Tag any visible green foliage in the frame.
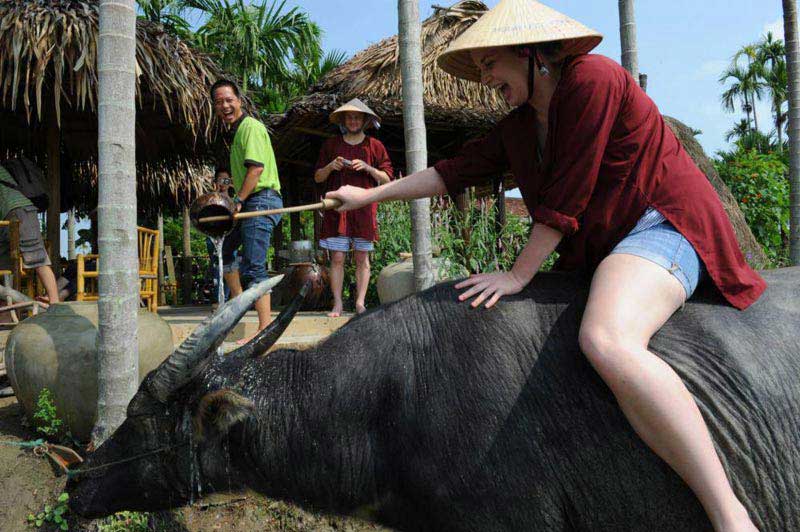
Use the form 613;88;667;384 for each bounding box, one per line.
27;492;69;531
714;149;789;265
434;199;532;278
32;388;62;439
342;199;540;307
97;511;151;532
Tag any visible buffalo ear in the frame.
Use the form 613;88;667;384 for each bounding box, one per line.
193;389;254;441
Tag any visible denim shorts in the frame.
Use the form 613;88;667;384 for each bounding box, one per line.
319;236;374;252
610;209;704;298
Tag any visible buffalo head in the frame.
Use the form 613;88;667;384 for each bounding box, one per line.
68;276;309;517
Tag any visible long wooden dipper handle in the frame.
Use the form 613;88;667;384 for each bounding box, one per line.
196;198;343;224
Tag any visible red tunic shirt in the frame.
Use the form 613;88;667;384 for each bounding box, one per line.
434;54;765;310
316;135;394;241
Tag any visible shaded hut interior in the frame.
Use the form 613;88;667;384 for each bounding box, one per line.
0;0;240;271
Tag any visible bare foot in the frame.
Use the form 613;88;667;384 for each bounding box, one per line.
235;327;269;346
355;303;367;315
327;302;343;318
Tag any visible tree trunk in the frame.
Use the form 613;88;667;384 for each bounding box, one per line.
398;0;434;291
784;0;800;264
93;0;139;446
618;0;639;83
67;208;76;260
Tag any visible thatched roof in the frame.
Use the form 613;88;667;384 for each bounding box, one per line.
271;0;510;202
0;0;240;211
311;0;507;120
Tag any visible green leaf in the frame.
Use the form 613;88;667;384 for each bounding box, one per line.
58;493;69;503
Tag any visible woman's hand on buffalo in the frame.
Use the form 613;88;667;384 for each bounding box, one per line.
455;271;527;309
326;185;371;212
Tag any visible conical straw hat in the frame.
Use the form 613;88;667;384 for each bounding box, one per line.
329;98;381;129
437;0;603;82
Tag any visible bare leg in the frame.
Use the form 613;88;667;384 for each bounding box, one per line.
578;254;757;532
36;266;59;304
328;251;345;317
353;250;370;314
224;270;243;298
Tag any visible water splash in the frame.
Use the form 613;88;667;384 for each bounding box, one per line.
183;410;202;504
210;236;226;357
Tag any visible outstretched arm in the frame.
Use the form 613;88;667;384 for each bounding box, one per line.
325;166;447;211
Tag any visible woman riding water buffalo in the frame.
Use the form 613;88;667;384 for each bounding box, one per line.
327;1;763;530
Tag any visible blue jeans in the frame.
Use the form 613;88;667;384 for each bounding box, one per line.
239;188;282;289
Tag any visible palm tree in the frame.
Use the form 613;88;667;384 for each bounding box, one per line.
183;0;321;95
757;33;789;150
136;0;192;38
732;44;763;131
94;0;140;445
725;119;752;143
720;64;764;132
398;0;434;291
783;0;800;264
618;0;638;82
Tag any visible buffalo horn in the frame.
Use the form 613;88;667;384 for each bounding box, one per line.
226;280;311;360
147;276;283;402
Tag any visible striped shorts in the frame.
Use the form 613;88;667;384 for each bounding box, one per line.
319;236;374;252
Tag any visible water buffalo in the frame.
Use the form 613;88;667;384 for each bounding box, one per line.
68;268;800;531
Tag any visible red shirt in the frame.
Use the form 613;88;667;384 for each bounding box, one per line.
434;54;765;310
316;136;393;241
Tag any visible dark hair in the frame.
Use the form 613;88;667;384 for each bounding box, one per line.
516;41;564;62
210;79;240;100
214;167;231;178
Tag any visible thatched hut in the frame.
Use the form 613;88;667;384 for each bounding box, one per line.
0;0;238;267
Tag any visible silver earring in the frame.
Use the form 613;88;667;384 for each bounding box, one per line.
539;64;550;76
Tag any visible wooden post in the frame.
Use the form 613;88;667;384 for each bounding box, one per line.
157;211;166;306
67;208;76;260
182;206;192;304
47;120;61;275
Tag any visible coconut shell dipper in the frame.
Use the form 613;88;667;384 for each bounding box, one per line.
190;193;342;237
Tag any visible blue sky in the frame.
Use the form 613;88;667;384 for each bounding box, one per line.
285;0;786;157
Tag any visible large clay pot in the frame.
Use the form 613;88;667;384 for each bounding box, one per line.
283;262;332;311
377;254;464;305
4;303;174;442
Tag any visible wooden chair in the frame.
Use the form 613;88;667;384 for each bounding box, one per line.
76;226;160;313
138;227;159;312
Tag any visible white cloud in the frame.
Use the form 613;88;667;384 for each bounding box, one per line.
762;18;784;41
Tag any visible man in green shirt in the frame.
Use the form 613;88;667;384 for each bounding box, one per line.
211;80;283;340
0;162;59;303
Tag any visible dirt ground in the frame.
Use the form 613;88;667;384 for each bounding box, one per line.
0;395;391;532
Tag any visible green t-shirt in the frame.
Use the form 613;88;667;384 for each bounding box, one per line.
230;116;280;194
0;165;32;219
